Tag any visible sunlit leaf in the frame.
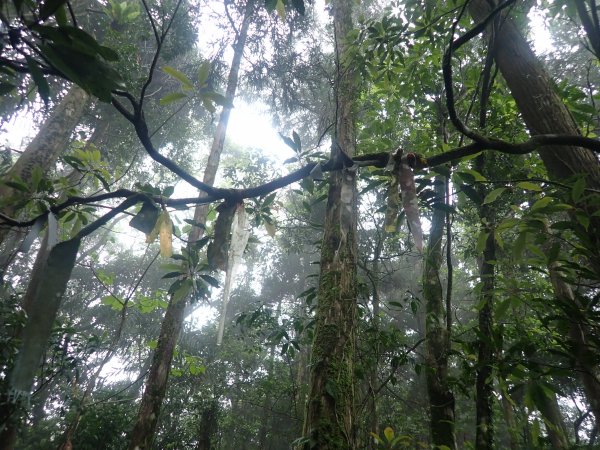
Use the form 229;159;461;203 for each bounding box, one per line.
162;65;194;90
275;0;285;19
160;92;187;105
159;210;173;258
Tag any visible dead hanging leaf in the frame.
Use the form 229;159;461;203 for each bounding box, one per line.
145;211;163;244
159;211;173;258
399;154;423;252
384;176;400;233
130;201;160;234
264;220;276;237
207;201;238;271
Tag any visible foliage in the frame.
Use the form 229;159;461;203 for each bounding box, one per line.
1;0;600;449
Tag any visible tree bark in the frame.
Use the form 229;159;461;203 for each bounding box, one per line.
0;85;90;277
0;238;81;450
547;253;600;426
574;0;600;59
468;0;600;190
469;0;600;425
468;0;600;273
535;388;569;449
423;178;456;449
475;156;497;450
302;1;359;448
127;3;254;448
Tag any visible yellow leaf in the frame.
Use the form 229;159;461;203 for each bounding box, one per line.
145;212;162;243
159;211;173;258
383;426;394;441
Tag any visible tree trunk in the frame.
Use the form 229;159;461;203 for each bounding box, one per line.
127;3;254;448
365;235;383;449
423;178;456;449
468;0;600;424
0;237;81;450
500;392;520;450
0;85;90;278
475;156;497;450
547;252;600;425
302;1;359;449
468;0;600;273
535;388;569;449
195;398;219;450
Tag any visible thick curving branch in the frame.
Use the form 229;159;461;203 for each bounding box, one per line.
441;0;600;155
2;134;598;233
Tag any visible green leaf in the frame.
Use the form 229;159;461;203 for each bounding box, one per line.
162;185;175;197
495;298;511;319
482;187;506;205
516;181;542;191
171;278;193;302
0;82;16;95
162;271;183;279
458;168;487;182
531;196;553;211
54;3;67;26
39;0;68;21
369;432;384;445
199;274;219;288
26;57;50;105
291;0;305;14
4;179;30;192
275;0;285;19
197;61;211;86
101;295;124;311
292;130;302;153
162;66;194;90
264;0;277;12
571;177;586;202
575;210;590;230
476;230;489;253
513;232;527;261
159;92;187;105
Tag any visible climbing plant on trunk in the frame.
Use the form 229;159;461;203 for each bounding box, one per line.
302;1;359;448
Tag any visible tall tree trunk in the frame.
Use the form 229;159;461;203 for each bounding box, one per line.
475;156;497;450
547;250;600;425
473;38;499;447
365;235;383;449
468;0;600;272
423;178;456;449
127;3;254;448
0;85;90;278
468;0;600;424
195;398;219;450
500;392;520;450
302;1;358;449
535;388;569;449
0;237;81;450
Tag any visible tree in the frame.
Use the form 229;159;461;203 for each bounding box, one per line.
302;1;359;448
127;1;256;448
2;0;600;448
467;0;600;424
